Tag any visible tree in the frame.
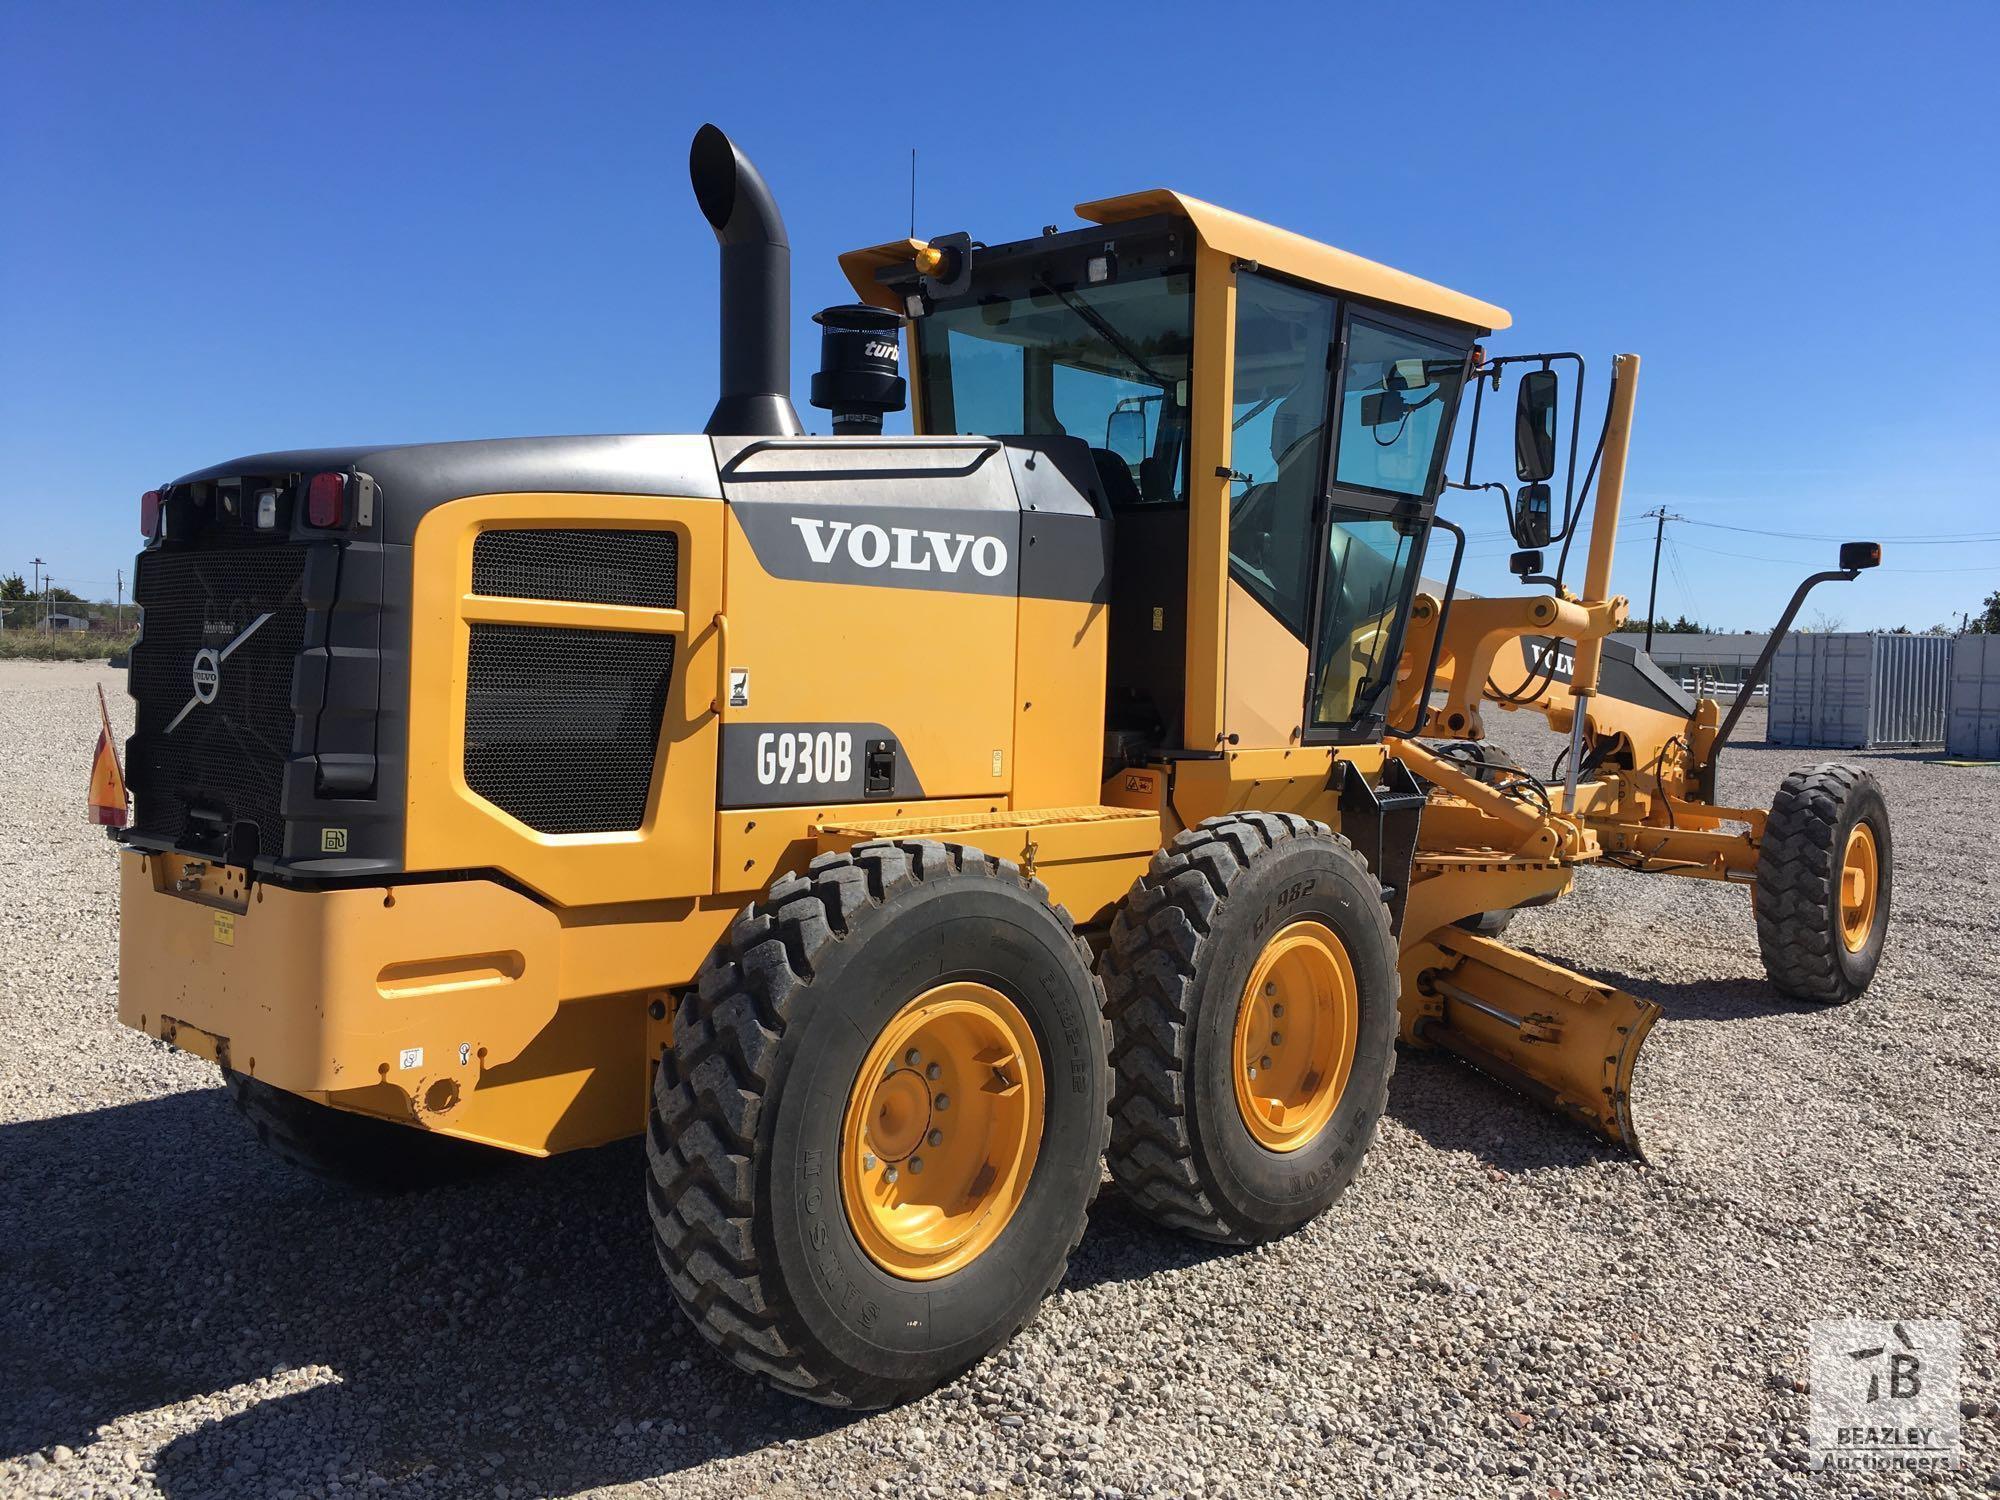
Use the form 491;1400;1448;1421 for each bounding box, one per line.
0;574;25;602
1972;590;2000;634
1626;614;1705;636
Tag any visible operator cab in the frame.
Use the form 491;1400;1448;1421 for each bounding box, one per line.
842;194;1508;761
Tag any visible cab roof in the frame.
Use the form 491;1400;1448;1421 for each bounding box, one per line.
840;187;1510;334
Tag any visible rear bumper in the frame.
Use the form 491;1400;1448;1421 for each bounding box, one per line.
117;852;650;1155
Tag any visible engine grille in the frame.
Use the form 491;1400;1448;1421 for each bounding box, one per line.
472;529;680;610
127;545;311;858
463;624;675;834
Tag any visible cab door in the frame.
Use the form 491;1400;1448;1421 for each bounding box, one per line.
1301;309;1474;744
1219;275;1475;750
1221;273;1338;748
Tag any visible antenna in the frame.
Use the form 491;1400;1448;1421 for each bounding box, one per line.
909;147;917;239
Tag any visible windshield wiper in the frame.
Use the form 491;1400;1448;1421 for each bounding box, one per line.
1033;279;1175;389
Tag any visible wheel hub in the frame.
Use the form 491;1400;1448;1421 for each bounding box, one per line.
1231;920;1358;1153
1839;821;1879;952
841;982;1044;1280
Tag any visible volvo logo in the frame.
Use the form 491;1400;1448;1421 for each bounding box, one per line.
165;611;273;734
789;516;1008;577
191;648;222;703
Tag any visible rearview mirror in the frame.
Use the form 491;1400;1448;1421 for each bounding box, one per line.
1515;369;1559;482
1514;482;1552;548
1361;389;1408;429
1106;407;1147;466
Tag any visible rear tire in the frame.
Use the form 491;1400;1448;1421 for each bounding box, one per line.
645;840;1111;1409
226;1071;505;1192
1754;763;1891;1003
1100;813;1398;1245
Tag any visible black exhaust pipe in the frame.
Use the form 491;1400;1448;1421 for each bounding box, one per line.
689;124;803;438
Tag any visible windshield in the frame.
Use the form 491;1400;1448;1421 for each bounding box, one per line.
914;270;1194;506
1334;318;1468;498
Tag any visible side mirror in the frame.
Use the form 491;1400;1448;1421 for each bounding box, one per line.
1514;482;1552;548
1106;406;1147;466
1515;368;1559;482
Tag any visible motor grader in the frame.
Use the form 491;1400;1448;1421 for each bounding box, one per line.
101;125;1892;1408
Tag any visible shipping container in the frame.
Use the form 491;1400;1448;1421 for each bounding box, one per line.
1767;633;1951;748
1947;633;2000;759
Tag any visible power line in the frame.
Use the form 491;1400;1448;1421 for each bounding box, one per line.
1680;518;2000;545
1672;537;2000;574
1664;533;1704;627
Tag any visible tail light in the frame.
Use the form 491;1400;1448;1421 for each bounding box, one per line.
140;489;161;537
306;472;346;528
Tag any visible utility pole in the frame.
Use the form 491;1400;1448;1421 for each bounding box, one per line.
30;556;45;629
1640;508;1684;651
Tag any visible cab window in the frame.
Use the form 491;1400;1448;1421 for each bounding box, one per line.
916;270;1194;507
1333;317;1468;497
1309;509;1422;728
1225;274;1338;637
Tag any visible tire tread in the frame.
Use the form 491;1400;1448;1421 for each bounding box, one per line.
1099;813;1396;1244
644;839;1111;1407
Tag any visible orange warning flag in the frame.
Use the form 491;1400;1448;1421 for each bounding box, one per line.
88;683;128;827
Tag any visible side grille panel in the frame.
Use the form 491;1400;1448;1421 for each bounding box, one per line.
128;546;312;858
472;529;680;610
463;625;675;834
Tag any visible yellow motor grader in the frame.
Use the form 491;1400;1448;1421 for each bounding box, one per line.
102;125;1891;1407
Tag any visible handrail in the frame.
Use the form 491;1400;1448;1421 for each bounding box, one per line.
710;611;731;717
718;435;1003;477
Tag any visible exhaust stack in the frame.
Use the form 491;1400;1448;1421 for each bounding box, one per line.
689;124;803;438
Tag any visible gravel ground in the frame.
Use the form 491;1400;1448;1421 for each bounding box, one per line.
2;659;1994;1499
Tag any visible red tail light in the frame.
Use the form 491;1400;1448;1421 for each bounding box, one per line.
306;472;346;528
140;489;161;537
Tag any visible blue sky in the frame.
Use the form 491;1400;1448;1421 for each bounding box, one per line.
4;2;1995;630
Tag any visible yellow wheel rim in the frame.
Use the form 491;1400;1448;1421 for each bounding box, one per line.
1839;822;1879;952
840;982;1044;1281
1232;920;1358;1153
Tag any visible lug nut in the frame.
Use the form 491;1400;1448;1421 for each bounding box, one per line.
928;1129;943;1147
1271;1031;1283;1046
1261;1055;1272;1070
884;1165;899;1184
1271;1002;1284;1018
862;1154;877;1170
1247;1066;1258;1080
909;1156;924;1174
926;1062;941;1080
1264;982;1277;996
934;1093;950;1111
905;1048;921;1066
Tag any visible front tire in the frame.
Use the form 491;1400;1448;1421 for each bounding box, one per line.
646;840;1110;1408
1100;813;1398;1245
1755;763;1892;1003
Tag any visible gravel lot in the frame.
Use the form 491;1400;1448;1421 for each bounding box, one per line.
2;659;1994;1498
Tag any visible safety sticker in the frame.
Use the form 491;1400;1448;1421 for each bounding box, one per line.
212;912;235;947
399;1047;424;1070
